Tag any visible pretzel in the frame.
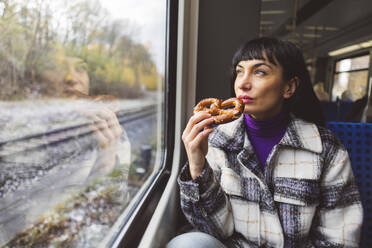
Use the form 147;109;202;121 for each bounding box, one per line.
193;97;244;124
65;88;119;112
64;88;114;101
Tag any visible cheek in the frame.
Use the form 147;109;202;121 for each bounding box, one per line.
77;72;89;88
256;82;284;102
82;73;89;85
233;80;239;95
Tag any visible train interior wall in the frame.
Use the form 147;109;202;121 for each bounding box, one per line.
139;0;372;247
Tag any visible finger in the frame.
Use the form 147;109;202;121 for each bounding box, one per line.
109;123;123;138
89;124;109;147
98;121;116;142
183;112;211;138
188;128;214;151
78;105;122;142
93;108;122;138
92;117;116;143
184;117;214;143
103;114;122;137
184;117;214;145
204;124;214;131
96;107;117;125
105;114;123;138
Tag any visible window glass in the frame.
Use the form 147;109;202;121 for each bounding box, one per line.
332;70;369;101
335;54;369;72
332;54;370;101
0;0;166;247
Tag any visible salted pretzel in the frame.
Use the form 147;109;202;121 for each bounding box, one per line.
193;97;244;124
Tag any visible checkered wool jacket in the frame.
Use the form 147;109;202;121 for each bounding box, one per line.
178;115;363;248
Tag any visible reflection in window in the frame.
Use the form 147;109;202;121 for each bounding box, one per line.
0;0;166;246
332;55;370;101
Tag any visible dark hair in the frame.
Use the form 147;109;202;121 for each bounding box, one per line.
231;37;325;126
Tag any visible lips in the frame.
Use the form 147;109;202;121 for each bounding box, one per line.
238;95;254;103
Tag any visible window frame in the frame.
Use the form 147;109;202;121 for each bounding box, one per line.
107;0;178;247
334;53;370;73
330;50;372;101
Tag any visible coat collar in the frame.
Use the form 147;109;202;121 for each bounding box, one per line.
208;114;323;154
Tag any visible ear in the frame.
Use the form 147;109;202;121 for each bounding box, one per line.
283;76;298;99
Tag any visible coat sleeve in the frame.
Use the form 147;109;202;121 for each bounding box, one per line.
177;148;234;240
311;141;363;247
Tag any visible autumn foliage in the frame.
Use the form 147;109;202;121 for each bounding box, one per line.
0;0;161;100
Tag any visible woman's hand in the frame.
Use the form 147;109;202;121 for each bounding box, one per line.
80;104;124;179
182;112;214;179
86;106;123;148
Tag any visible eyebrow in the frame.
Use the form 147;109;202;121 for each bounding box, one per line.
236;62;273;70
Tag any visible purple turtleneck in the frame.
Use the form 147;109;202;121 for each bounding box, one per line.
244;110;289;169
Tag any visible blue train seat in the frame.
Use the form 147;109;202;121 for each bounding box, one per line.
326;122;372;248
321;101;354;122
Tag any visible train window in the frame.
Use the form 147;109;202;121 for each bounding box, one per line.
332;54;370;101
0;0;167;247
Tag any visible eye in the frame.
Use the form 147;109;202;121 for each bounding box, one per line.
236;68;243;75
255;69;266;76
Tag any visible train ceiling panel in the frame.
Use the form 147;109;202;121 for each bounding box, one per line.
259;0;372;55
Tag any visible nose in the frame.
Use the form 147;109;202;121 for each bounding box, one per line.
65;74;76;85
235;72;252;91
64;74;81;97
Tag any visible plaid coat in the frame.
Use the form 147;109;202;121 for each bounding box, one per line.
178;115;363;248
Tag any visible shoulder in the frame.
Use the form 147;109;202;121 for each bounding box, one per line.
284;115;346;158
314;124;348;168
289;117;349;173
316;124;344;149
291;115;344;150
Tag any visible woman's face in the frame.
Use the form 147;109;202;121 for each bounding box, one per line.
63;57;90;96
234;56;295;119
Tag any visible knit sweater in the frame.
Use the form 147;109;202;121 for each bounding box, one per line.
244;110;289;168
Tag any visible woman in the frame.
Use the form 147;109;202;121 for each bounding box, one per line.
167;37;363;248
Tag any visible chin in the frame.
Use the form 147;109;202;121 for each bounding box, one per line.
243;105;257;114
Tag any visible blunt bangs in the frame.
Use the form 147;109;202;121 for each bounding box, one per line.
231;37;305;82
232;40;278;68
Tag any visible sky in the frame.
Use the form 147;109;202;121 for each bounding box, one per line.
101;0;167;74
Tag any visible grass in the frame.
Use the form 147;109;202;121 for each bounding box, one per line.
5;164;130;248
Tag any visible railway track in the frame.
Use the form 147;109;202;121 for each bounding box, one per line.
0;104;157;197
0;104;157;158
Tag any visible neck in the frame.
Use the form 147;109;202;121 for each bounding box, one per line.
244;109;289;137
